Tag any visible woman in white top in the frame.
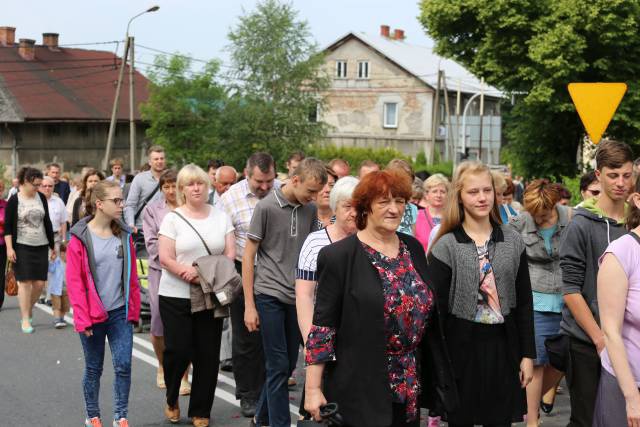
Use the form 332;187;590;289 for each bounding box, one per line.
158;164;235;427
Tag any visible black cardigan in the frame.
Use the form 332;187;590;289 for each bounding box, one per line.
426;225;536;376
313;233;458;427
4;192;55;250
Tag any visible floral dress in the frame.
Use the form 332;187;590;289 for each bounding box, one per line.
306;240;434;421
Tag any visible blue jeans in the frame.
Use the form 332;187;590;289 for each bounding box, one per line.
254;294;300;427
79;306;133;420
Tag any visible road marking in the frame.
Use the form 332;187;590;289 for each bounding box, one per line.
34;303;301;420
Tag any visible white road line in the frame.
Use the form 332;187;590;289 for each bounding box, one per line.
34;303;301;420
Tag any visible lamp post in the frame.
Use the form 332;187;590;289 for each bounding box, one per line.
127;5;159;173
454;91;481;167
103;6;159;174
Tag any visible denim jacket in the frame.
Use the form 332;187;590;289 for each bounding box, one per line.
507;204;571;294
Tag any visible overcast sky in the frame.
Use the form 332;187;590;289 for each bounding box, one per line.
3;0;433;75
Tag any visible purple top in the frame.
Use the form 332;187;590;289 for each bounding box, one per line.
0;199;7;245
142;198;172;270
306;241;433;422
600;233;640;386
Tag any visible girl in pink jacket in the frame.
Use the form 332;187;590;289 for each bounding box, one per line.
66;180;140;427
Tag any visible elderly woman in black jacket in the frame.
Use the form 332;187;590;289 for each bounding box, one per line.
304;170;457;427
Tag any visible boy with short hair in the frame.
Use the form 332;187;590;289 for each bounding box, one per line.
560;140;634;427
50;242;69;328
242;157;327;427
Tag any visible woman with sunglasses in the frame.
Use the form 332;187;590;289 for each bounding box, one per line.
67;180;140;427
427;161;535;427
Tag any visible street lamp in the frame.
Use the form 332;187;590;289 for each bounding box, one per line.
103;5;160;173
455;92;481;167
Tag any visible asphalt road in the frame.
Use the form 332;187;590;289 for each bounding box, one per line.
0;296;571;426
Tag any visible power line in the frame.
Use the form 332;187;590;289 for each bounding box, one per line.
1;67;117;90
0;62;121;74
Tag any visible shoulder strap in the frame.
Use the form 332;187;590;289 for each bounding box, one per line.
629;231;640;246
171;210;212;255
134;184;160;222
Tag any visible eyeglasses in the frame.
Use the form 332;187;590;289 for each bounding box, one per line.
101;198;124;206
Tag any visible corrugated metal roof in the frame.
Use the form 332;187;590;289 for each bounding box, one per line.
326;32;503;97
0;44;149;121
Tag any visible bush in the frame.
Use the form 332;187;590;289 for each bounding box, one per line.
304;145;454;177
304;145;410;173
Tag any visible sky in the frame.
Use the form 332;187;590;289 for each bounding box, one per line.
3;0;434;75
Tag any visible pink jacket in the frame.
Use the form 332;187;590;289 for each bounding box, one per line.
66;220;141;333
415;208;437;252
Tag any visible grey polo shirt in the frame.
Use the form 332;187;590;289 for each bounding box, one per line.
247;186;317;305
124;170;162;229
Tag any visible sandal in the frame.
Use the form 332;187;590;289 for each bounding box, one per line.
179;379;191;396
156;371;166;389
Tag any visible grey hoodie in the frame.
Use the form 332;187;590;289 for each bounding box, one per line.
559;204;626;343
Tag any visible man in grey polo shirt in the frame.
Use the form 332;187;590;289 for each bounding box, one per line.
242;158;327;427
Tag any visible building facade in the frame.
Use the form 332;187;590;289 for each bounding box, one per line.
321;26;503;163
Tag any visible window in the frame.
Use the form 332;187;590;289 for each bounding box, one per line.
357;61;369;79
308;103;320;123
336;60;347;78
383;102;398;128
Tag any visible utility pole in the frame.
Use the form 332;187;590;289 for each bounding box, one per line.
454;79;461;167
428;70;442;165
441;71;454;164
103;38;130;173
478;77;485;162
128;36;136;173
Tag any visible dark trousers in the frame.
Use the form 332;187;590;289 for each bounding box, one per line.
160;296;223;418
254;294;301;427
566;337;601;427
0;245;7;308
231;260;265;400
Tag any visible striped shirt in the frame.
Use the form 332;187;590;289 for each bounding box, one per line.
296;228;332;281
217;178;280;261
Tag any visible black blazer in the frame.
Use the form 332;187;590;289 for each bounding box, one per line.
313;232;458;427
4;192;55;250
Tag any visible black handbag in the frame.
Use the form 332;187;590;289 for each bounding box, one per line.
297;403;344;426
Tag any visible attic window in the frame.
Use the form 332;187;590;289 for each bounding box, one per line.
336;60;347;78
357;61;369;79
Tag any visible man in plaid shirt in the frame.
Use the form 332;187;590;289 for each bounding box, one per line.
217;152;279;418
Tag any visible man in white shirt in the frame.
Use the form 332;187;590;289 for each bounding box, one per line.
208;166;237;205
40;176;67;305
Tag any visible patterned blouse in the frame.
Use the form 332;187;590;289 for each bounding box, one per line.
306;240;434;421
474;242;504;324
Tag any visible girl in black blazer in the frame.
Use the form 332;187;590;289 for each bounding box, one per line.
4;167;55;333
304;170;457;427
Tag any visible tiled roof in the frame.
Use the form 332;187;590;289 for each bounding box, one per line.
325;32;503;97
0;44;149;122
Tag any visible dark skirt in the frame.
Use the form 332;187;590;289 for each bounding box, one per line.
446;323;526;425
14;243;49;281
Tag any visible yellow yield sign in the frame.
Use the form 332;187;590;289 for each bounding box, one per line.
568;83;627;145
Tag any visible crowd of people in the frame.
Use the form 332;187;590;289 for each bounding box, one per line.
1;141;639;427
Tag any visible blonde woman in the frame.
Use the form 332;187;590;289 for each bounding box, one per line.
427;161;535;426
158;164;235;426
415;173;450;252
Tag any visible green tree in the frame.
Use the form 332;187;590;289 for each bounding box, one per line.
222;0;330;168
140;55;227;166
419;0;640;177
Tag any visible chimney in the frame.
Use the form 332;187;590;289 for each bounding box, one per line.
18;38;35;61
0;26;16;46
380;25;390;38
42;33;59;50
393;29;405;40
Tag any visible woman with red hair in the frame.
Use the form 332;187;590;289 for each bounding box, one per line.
304;170;457;427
